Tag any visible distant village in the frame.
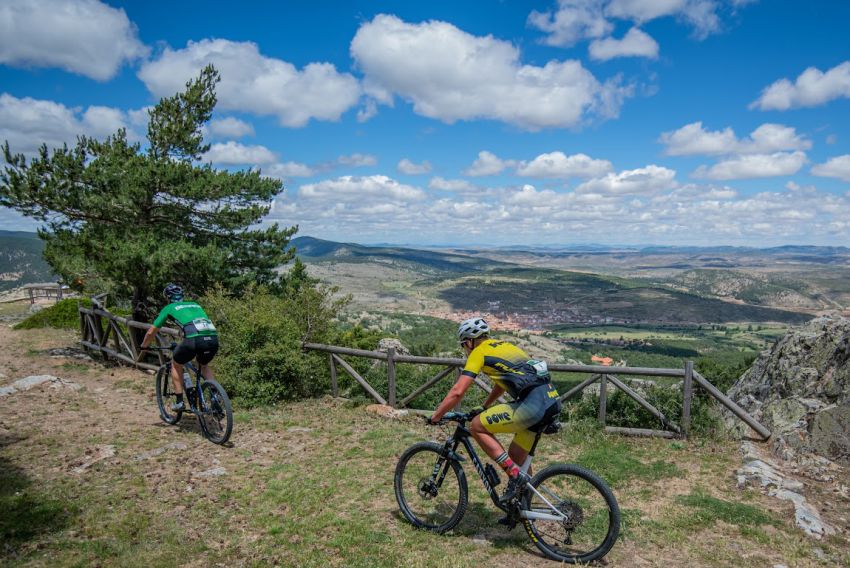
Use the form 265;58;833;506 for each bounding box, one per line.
424;299;632;335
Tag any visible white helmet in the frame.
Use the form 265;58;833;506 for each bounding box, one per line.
458;317;490;341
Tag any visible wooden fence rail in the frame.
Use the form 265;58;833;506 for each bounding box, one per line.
74;306;772;441
78;305;180;372
303;342;771;441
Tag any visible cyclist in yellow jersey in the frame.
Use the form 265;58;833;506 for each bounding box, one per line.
429;317;561;506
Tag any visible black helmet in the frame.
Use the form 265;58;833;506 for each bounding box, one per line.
163;283;184;302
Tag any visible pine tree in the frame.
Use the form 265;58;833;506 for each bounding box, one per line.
1;65;296;322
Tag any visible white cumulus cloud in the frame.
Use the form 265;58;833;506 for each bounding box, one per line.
750;61;850;111
589;27;659;60
0;93;139;156
811;155;850;182
138;39;361;127
516;151;614;179
0;0;148;81
397;158;432;175
530;0;730;49
299;175;425;202
528;1;613;47
203;141;277;165
350;14;630;130
660;122;811;156
208;117;254;139
463;151;516;177
263;162;315;179
692;151;807;180
428;177;477;192
576;165;677;195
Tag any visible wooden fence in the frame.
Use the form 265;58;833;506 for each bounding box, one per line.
303;342;771;441
75;304;771;441
78;302;180;372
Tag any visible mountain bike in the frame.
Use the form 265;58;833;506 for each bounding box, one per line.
148;344;233;445
394;411;620;564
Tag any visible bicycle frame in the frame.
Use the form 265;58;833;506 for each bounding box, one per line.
440;420;569;522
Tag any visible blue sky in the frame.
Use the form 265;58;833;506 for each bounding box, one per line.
1;0;850;247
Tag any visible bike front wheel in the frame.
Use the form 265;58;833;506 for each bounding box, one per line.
394;442;468;533
155;364;182;425
522;463;620;564
197;379;233;444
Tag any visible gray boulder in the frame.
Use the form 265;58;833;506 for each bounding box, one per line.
727;316;850;465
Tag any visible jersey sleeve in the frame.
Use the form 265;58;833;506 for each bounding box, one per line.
461;346;485;378
152;305;172;328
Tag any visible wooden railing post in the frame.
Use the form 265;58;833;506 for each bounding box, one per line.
682;360;694;439
598;374;607;426
329;353;338;397
387;347;397;408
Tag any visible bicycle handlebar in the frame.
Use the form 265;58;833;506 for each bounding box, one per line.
429;411;473;425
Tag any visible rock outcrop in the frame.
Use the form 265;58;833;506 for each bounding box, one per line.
728;316;850;465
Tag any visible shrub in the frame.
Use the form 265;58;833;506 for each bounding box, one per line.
14;298;99;329
564;383;722;437
201;284;349;407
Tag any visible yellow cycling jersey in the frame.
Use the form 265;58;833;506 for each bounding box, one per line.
461;339;547;399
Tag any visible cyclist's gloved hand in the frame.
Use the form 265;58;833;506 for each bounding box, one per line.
425;415;440;426
469;405;485;417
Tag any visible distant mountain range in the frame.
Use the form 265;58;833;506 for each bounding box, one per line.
0;230;54;292
292;236;837;326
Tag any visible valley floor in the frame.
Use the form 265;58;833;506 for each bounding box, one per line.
0;325;847;567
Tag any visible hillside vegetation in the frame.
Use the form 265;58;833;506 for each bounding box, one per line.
0;231;54;292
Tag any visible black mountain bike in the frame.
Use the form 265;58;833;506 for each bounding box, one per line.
394;411;620;564
149;344;233;445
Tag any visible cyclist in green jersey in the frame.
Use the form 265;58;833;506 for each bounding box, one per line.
138;284;219;411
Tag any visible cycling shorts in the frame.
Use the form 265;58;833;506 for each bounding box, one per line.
173;335;219;365
477;383;562;452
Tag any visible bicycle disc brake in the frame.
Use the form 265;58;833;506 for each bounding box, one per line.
417;478;438;500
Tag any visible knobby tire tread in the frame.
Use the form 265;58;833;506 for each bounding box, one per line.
394;441;468;534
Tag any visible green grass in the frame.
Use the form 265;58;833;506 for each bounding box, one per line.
2;393;846;567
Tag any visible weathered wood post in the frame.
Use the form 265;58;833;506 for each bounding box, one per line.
598;374;608;426
387;347;397;408
682;360;694;439
329;353;338;397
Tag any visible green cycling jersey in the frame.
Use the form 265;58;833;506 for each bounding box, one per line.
152;301;217;338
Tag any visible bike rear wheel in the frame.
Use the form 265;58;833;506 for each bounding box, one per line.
155;363;182;424
197;378;233;444
394;442;468;533
521;463;620;564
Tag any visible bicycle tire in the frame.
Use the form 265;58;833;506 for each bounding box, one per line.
197;378;233;444
394;442;468;533
155;363;182;425
521;463;620;564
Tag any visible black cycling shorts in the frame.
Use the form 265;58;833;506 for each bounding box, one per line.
173;335;219;365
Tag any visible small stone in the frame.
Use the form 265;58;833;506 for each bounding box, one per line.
195;466;227;478
287;427;313;433
365;404;409;419
134;442;189;461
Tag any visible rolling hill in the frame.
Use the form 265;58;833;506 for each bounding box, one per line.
0;230;54;292
294;237;816;326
